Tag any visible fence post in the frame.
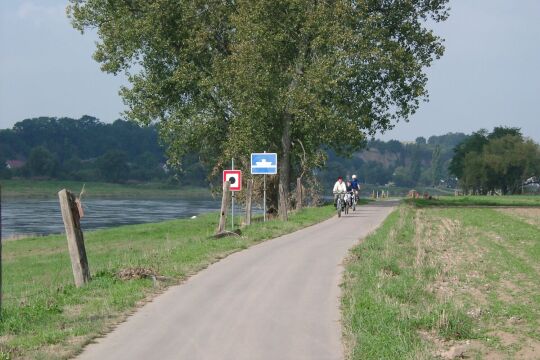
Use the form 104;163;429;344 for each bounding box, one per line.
296;177;303;211
217;181;231;234
58;189;90;287
244;179;253;226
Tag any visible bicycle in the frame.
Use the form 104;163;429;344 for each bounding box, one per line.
334;192;346;218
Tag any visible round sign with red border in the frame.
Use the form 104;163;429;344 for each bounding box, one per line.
223;170;242;191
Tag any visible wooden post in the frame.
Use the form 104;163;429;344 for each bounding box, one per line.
217;181;231;234
296;177;303;211
58;189;90;287
244;179;254;226
279;183;288;221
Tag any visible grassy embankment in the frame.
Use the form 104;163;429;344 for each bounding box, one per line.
0;205;336;360
342;196;540;359
0;179;208;199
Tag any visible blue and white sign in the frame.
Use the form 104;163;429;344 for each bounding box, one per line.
251;153;278;174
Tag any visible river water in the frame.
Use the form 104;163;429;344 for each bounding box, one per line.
1;197;238;239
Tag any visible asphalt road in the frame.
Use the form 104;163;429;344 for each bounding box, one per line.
77;201;396;360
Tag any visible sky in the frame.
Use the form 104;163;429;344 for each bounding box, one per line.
1;1;539;142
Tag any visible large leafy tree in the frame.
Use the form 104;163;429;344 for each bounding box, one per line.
69;0;449;215
449;129;489;179
450;127;540;194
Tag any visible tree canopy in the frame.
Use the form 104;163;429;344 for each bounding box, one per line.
449;127;540;194
68;0;449;213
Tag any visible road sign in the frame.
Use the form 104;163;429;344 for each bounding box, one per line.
250;153;278;174
223;170;242;191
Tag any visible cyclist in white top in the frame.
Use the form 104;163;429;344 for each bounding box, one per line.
333;176;347;207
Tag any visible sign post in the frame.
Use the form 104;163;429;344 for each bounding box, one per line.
231;159;234;230
251;152;278;222
223;168;242;230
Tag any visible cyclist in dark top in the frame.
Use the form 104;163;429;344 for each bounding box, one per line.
346;180;353;193
351;175;360;200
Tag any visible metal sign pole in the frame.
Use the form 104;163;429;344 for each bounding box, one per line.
231;158;234;230
263;151;267;222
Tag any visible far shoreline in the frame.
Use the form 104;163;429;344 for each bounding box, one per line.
0;179;212;199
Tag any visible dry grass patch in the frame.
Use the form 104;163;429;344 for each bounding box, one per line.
497;208;540;227
342;205;539;359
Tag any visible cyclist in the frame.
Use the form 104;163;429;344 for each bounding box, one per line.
351;174;360;200
333;176;347;208
346;180;353;193
345;180;354;207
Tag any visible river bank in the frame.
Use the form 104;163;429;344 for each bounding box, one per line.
0;179;209;199
2;197;226;239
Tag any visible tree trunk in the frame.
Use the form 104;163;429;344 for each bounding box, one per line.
244;179;253;226
296;177;303;211
279;112;292;220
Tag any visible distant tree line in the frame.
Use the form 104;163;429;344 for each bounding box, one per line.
449;127;540;195
317;133;468;189
2;116;468;189
3;118;537;194
0;116;205;184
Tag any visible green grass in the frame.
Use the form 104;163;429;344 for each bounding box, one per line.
0;206;336;359
406;194;540;207
342;205;540;359
0;179;208;199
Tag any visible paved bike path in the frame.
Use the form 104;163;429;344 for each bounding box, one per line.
77;201;396;360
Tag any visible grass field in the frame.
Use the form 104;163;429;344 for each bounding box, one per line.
342;204;540;359
0;180;208;199
0;206;335;360
407;195;540;207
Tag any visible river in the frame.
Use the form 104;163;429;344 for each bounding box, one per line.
1;197;246;239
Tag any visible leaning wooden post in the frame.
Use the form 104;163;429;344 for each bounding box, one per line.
296;177;303;211
244;179;254;226
216;181;231;234
58;189;90;287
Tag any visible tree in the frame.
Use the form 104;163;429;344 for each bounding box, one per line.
392;166;413;187
415;137;427;145
451;129;540;194
26;146;57;177
97;150;130;183
431;144;443;186
488;126;522;140
449;130;488;179
480;135;540;194
68;0;449;215
427;132;468;147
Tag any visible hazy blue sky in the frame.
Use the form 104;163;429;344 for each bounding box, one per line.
1;1;539;141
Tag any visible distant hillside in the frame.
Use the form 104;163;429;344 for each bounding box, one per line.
319;133;469;189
